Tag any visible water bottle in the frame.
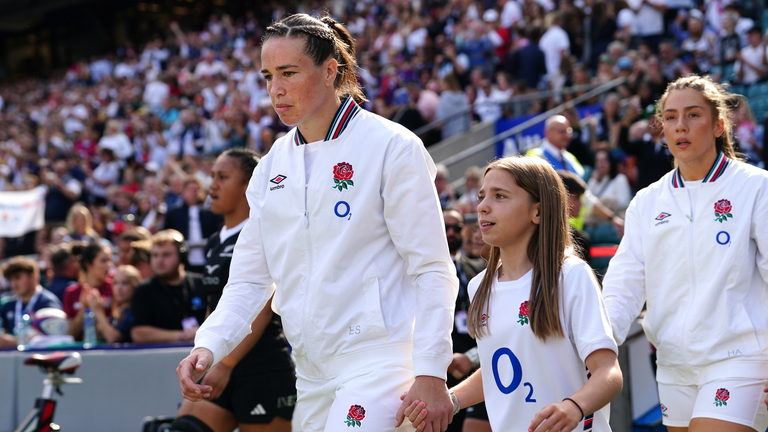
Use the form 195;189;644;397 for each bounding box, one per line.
16;313;32;351
83;308;97;349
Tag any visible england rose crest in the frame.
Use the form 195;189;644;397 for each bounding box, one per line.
333;162;355;192
344;404;366;427
517;301;530;326
713;388;729;407
714;199;733;223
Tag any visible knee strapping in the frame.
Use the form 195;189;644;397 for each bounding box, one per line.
168;415;215;432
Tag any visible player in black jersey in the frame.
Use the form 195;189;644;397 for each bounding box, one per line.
172;148;295;432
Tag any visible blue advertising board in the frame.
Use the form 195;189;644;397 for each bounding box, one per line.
495;104;603;158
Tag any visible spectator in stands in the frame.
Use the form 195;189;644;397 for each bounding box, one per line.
89;265;139;344
474;77;506;124
527;115;585;177
455;166;482;214
48;244;81;301
436;73;471;140
85;147;120;206
442;209;489;432
539;12;570;92
618;101;674;190
658;41;685;82
0;256;62;348
631;0;666;52
42;157;82;223
458;19;496;79
587;150;633;220
558;170;591;264
97;120;133;161
719;13;740;82
615;0;639;49
63;242;114;340
435;163;456;210
680;9;718;75
588;1;618;70
735;26;768;85
64;203;100;243
134;192;163;233
130;229;207;344
505;26;547;91
116;227;151;266
128;239;153;281
162;176;222;274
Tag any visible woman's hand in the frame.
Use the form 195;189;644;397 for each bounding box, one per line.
528;400;583;432
201;362;233;400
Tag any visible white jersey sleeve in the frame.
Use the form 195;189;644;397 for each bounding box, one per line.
194;156;276;365
381;135;458;379
602;196;647;345
563;258;619;361
753;183;768;285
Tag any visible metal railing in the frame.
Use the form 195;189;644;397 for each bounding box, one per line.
437;77;626;168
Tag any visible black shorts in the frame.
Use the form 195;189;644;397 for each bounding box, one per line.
464;401;489;421
209;368;297;424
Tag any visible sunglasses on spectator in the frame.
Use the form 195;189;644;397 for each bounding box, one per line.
445;223;464;232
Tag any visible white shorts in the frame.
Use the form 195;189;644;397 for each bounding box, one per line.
294;358;417;432
658;379;768;430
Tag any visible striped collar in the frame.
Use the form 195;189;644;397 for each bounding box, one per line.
671;152;731;189
293;96;361;146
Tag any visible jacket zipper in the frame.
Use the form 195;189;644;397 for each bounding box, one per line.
684;211;696;363
303;178;317;374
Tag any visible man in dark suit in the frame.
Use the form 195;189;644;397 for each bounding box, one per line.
504;26;547;91
162;177;222;274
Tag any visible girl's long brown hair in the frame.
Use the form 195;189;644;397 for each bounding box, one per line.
467;156;573;341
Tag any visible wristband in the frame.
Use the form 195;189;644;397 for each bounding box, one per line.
562;397;585;419
449;389;461;415
464;347;480;369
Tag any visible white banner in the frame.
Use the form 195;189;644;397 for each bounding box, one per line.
0;186;46;237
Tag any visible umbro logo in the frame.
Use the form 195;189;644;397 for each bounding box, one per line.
655;212;671;226
250;404;267;415
270;174;287;191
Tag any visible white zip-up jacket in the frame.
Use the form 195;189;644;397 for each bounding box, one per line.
195;98;458;380
603;153;768;385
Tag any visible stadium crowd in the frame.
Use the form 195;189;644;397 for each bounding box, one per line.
1;0;768;428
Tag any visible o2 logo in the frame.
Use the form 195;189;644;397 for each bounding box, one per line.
334;201;351;220
716;231;730;246
491;347;536;402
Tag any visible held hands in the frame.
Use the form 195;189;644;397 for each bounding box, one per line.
528;400;583;432
176;347;214;402
399;396;429;432
396;376;453;432
201;362;232;400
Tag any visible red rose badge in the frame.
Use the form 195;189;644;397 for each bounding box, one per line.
344;404;366;427
333;162;355;192
517;301;530;326
714;199;733;223
481;313;489;327
713;388;729;407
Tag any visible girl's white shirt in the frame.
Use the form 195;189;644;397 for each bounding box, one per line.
469;256;617;431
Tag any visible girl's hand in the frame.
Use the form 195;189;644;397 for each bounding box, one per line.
528;400;582;432
399;395;428;430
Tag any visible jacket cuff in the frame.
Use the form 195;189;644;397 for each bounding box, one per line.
193;333;228;366
413;355;451;381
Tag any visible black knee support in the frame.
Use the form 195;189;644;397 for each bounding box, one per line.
168;415;215;432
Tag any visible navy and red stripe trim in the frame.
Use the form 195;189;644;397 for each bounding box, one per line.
294;96;361;146
671;152;731;188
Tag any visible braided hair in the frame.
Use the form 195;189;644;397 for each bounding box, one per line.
221;147;260;180
262;14;367;103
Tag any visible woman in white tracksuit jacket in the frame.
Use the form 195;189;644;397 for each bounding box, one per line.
176;14;458;432
603;75;768;431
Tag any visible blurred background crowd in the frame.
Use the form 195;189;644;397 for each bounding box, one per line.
0;0;767;348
